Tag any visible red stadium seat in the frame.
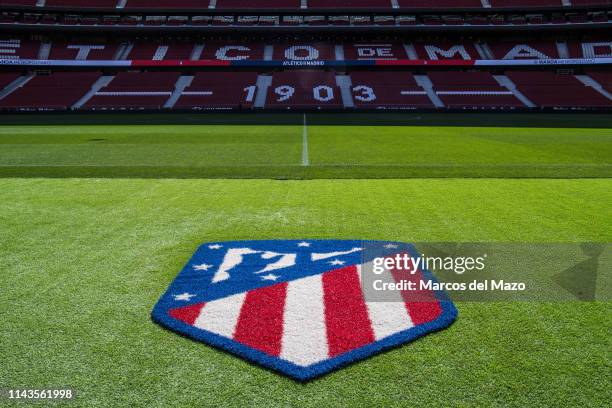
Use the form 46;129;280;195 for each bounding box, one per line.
343;42;407;61
0;72;21;90
489;0;563;7
349;71;433;109
0;38;41;60
488;41;560;59
49;42;119;60
567;40;612;59
413;42;481;60
308;0;392;8
507;71;611;108
216;0;300;9
127;42;195;60
266;71;343;109
586;71;612;93
6;39;612;62
0;0;37;5
126;0;211;8
272;43;336;61
45;0;119;6
428;71;524;108
0;72;100;110
397;0;482;8
174;72;260;109
0;35;610;112
571;0;611;5
84;72;180;110
3;0;608;9
196;42;266;61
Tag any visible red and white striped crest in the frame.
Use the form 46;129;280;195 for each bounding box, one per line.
152;240;457;380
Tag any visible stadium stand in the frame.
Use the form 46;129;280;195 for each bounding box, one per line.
0;0;609;112
0;1;610;28
343;43;408;61
0;39;601;63
0;72;20;89
126;42;195;60
197;42;266;61
125;0;216;9
0;69;600;111
348;71;433;109
0;68;610;110
506;71;611;108
2;39;612;61
0;13;609;27
44;0;119;7
573;0;611;4
265;71;344;109
585;70;611;92
48;42;119;60
0;38;41;59
174;72;260;109
308;0;392;9
397;0;481;8
413;42;481;60
568;40;612;58
0;72;101;110
83;72;181;110
1;0;610;8
487;42;561;60
488;0;562;7
427;71;524;109
0;0;37;5
272;44;336;61
215;0;302;9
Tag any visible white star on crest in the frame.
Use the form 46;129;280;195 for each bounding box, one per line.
384;243;399;249
208;244;222;250
297;241;311;247
193;263;213;271
261;274;280;281
328;259;345;266
174;292;196;301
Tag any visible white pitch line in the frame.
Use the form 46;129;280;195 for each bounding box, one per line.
302;113;309;166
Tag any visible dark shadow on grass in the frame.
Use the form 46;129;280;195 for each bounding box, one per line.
1;111;612;128
0;164;610;179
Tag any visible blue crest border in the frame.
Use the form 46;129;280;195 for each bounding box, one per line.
151;240;458;381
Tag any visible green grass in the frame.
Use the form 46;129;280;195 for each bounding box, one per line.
0;122;610;178
1;178;610;407
0;125;301;166
310;126;612;165
0;118;610;406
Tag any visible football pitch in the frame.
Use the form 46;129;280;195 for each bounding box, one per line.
0;113;611;178
0;114;610;407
